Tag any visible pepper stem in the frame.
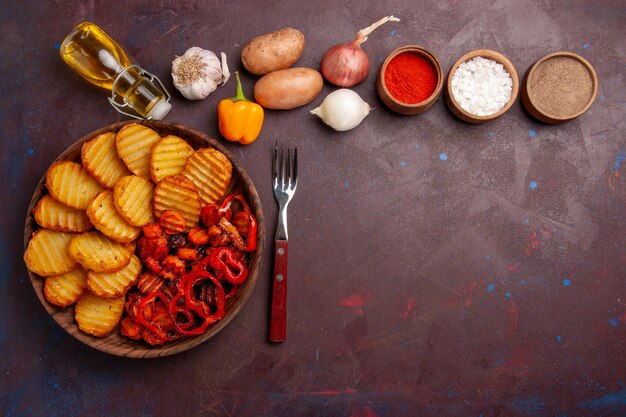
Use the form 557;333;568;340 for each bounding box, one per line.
230;71;249;102
354;15;400;46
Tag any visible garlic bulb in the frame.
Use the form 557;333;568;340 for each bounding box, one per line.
311;89;371;131
171;47;230;100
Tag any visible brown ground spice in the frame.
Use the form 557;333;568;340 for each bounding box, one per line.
529;56;593;117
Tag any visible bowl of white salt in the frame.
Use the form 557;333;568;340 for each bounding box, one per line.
444;49;519;123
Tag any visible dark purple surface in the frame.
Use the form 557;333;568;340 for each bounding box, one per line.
1;1;625;416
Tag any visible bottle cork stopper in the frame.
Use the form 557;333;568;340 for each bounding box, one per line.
147;99;172;120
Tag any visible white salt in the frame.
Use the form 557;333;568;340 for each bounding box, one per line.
451;56;512;116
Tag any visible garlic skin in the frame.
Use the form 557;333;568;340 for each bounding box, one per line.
311;89;371;131
171;47;230;100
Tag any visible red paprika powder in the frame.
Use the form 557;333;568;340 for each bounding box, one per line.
384;52;438;104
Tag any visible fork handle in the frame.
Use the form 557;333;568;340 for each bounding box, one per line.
269;240;288;342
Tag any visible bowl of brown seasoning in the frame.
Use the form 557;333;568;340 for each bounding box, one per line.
521;51;598;124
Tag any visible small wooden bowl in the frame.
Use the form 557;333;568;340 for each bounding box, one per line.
23;120;265;358
521;51;598;124
376;45;444;115
444;49;519;123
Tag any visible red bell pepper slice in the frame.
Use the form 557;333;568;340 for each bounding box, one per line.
136;292;179;343
246;212;257;252
209;247;249;285
169;293;195;330
167;270;226;337
201;204;231;227
184;271;225;316
223;282;238;299
218;194;257;252
175;314;214;337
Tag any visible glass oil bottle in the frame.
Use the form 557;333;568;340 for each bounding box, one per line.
60;22;171;120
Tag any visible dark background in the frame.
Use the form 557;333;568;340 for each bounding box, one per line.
1;1;625;416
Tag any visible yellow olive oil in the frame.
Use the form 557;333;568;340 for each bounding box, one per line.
60;22;170;119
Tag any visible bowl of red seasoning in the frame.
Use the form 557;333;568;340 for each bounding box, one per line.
377;45;444;115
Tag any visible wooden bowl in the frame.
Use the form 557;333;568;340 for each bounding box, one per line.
376;45;444;115
23;120;265;358
521;51;598;124
444;49;519;123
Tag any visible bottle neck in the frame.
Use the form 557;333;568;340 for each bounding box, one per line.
109;65;171;120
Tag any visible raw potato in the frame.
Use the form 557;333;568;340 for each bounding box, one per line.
254;67;323;110
242;28;305;76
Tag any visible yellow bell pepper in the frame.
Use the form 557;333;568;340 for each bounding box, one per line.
218;72;264;145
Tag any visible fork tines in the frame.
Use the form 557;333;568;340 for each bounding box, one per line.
273;142;298;190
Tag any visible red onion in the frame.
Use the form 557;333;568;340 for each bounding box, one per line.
320;15;399;87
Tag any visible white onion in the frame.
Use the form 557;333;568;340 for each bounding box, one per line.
310;89;371;131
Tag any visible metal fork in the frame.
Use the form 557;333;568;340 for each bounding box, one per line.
269;143;298;342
